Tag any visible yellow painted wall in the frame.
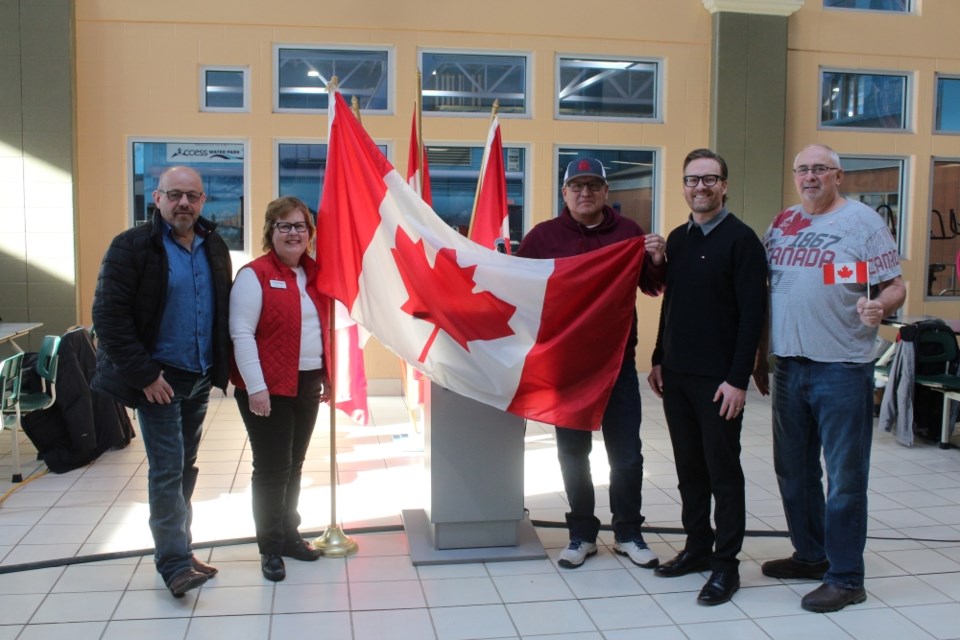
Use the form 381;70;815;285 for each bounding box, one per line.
73;0;715;381
785;1;960;323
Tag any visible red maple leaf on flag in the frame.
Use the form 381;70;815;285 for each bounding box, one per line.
836;265;854;279
391;226;517;363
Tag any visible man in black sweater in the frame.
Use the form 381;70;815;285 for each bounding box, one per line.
647;149;767;606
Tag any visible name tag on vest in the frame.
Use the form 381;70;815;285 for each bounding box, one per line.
269;279;286;289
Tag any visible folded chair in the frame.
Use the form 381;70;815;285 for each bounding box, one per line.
1;335;61;481
1;352;26;482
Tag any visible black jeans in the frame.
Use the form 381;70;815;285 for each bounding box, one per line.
661;368;745;571
236;369;324;555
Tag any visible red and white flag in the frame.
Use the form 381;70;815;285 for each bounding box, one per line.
469;115;511;254
823;261;868;285
406;108;432;205
316;92;645;430
333;302;369;426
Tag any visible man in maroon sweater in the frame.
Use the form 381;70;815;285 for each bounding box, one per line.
518;157;666;570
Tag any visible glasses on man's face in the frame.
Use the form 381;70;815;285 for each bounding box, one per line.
566;181;605;193
274;221;309;234
157;189;204;203
683;174;723;188
793;165;839;177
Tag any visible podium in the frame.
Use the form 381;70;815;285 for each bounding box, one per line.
401;382;547;565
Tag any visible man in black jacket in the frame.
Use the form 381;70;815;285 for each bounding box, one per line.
647;149;767;606
92;166;232;598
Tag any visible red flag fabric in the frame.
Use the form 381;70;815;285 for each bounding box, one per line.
316;92;644;430
823;261;868;285
469;116;511;254
406;108;432;206
333;301;369;425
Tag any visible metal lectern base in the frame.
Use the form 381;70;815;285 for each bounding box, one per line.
401;508;547;566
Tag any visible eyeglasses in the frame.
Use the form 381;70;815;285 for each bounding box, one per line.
683;174;723;188
157;189;204;203
274;221;309;234
565;181;606;193
793;165;839;176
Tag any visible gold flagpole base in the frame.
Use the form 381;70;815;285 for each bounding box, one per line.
314;524;359;557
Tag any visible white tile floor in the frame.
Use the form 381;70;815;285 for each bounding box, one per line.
0;386;958;639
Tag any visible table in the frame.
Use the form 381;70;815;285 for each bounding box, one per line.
0;322;44;352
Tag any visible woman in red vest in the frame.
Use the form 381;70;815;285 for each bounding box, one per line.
230;196;331;581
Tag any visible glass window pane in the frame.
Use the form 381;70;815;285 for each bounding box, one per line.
824;0;910;11
557;57;660;120
131;141;246;251
425;145;526;249
935;76;960;132
838;156;904;254
928;160;960;298
204;69;245;109
277;142;389;220
421;52;527;114
820;71;907;129
277;47;389;111
556;148;657;233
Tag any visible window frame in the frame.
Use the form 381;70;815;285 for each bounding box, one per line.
822;0;914;13
128;137;250;256
926;157;960;299
199;65;250;113
272;43;395;115
837;154;909;256
934;73;960;135
418;48;533;119
555;54;664;123
553;145;661;234
818;67;912;132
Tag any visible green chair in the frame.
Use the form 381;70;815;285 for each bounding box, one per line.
913;329;960;449
0;352;26;482
1;335;61;481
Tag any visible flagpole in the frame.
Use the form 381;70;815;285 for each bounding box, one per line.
314;75;358;558
467;99;499;238
417;70;425;195
351;95;362;123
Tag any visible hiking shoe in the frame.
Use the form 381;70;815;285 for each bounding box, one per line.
614;539;659;568
761;556;829;580
801;583;866;613
557;540;597;568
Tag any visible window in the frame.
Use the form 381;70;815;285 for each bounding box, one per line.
935;75;960;133
425;144;527;249
420;51;529;116
555;148;658;233
274;45;391;112
927;160;960;298
130;140;248;252
200;66;248;112
824;0;912;11
838;156;906;254
276;141;389;218
556;56;662;121
820;70;909;130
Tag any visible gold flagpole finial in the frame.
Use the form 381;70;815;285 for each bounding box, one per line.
351;96;362;123
328;75;339;95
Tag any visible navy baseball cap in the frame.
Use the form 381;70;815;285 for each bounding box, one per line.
564;158;607;184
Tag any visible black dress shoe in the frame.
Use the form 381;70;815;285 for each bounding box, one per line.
654;550;710;578
801;583;866;613
761;556;829;580
261;554;286;582
282;537;322;561
191;555;218;578
167;568;208;598
697;569;740;606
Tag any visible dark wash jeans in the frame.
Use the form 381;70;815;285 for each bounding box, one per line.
235;369;324;555
136;367;211;584
555;359;646;543
772;357;874;589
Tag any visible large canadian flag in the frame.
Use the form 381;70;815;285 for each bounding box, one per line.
316;92;645;430
468;115;511;254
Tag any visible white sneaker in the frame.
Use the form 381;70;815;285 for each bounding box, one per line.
614;539;659;568
557;540;597;569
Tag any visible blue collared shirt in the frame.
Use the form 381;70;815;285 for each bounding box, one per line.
152;222;215;374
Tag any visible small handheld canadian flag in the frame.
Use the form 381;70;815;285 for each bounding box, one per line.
823;262;868;285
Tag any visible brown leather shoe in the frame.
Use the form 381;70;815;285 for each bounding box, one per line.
761;556;829;580
167;568;208;598
191;555;218;578
801;583;866;613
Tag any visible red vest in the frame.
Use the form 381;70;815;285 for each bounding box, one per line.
230;251;329;397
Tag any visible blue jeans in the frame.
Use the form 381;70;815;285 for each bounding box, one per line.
556;359;646;543
772;357;874;589
136;367;211;584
